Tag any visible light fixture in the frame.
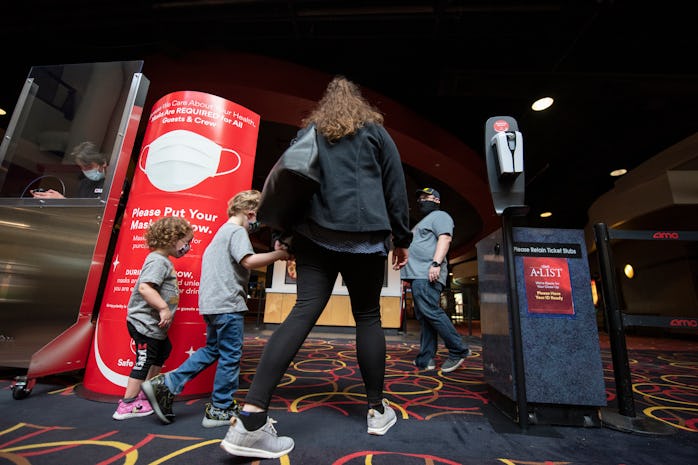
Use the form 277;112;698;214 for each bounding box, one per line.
540;211;552;218
610;168;627;177
531;97;554;111
0;108;7;116
623;264;634;279
0;220;30;229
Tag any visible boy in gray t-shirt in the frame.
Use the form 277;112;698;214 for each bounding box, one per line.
142;190;291;427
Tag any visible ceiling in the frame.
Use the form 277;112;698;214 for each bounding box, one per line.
1;0;696;260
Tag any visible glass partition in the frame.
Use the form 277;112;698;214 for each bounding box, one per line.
0;61;149;371
0;61;143;201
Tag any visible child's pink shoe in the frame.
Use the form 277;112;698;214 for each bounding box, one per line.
112;391;154;420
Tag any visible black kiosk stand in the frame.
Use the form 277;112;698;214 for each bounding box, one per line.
477;117;607;429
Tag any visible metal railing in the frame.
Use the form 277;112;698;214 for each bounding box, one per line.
593;222;697;434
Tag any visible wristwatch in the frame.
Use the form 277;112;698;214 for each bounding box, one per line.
431;261;442;268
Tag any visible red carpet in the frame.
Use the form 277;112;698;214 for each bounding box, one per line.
1;324;697;464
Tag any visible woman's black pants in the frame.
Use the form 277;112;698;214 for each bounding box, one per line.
244;235;388;409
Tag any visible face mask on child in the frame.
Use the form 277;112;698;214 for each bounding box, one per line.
175;242;191;258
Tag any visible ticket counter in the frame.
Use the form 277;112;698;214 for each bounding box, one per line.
263;253;403;329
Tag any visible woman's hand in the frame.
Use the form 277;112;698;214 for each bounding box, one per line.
392;247;409;270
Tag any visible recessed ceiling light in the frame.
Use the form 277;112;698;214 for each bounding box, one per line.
623;264;634;279
531;97;554;111
0;108;7;116
540;211;552;218
610;168;627;177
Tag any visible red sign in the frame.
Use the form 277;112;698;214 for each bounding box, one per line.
83;91;260;396
652;231;680;239
493;119;510;132
523;257;575;316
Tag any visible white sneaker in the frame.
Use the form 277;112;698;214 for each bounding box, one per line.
220;415;294;459
367;399;397;435
413;359;436;370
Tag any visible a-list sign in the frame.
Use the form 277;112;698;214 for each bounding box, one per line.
523;256;575;316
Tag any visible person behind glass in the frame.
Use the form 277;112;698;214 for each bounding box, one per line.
219;75;412;459
31;141;108;199
400;187;471;373
141;190;291;427
112;216;194;420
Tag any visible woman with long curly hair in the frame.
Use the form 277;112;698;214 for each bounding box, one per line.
220;76;412;459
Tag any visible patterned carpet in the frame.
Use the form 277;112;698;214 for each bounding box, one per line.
1;327;697;464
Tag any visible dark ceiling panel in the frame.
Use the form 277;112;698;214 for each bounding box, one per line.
1;1;696;256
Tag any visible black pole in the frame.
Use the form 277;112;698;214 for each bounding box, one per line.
255;290;264;330
593;222;636;417
467;287;473;337
399;283;408;334
502;207;528;429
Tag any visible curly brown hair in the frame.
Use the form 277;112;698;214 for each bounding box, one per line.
302;75;384;142
227;189;261;217
145;216;193;249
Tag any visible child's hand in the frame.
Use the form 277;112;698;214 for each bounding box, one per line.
158;307;173;329
274;240;293;261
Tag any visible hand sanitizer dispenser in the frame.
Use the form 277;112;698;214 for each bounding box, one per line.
491;130;523;178
484;116;526;215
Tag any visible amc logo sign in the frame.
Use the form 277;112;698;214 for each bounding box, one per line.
670;319;698;328
652;231;680;239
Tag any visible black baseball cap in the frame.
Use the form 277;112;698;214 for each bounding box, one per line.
416;187;440;199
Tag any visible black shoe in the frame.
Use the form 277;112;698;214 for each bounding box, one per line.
141;374;175;424
202;401;240;428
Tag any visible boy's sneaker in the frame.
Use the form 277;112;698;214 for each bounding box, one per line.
141;374;175;424
112;392;153;420
441;349;471;373
220;415;294;459
413;359;436;371
201;401;239;428
367;399;397;435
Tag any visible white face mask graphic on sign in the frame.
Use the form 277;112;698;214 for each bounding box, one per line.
140;129;242;192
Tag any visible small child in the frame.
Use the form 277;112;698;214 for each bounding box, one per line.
112;216;194;420
142;190;291;426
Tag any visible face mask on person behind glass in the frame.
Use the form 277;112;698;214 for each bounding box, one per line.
418;200;439;216
83;167;105;181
